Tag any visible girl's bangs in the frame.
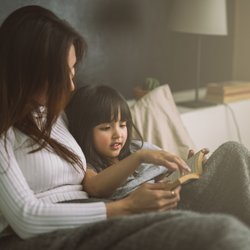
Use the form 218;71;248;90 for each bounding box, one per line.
93;95;130;125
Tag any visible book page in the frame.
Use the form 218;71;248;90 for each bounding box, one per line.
164;150;205;189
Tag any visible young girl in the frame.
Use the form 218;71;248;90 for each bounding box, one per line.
66;84;180;200
66;83;250;230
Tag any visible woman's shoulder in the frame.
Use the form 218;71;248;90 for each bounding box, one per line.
59;111;69;127
52;112;71;134
0;127;15;143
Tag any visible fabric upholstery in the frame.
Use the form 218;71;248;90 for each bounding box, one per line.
129;84;195;159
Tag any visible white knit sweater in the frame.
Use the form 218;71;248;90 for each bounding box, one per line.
0;113;106;239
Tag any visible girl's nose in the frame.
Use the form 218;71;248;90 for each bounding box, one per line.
112;127;121;138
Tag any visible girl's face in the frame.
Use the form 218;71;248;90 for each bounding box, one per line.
93;111;128;163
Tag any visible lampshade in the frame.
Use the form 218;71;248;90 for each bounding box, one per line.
168;0;227;36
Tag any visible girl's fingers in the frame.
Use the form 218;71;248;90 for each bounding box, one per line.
163;155;191;172
141;149;190;172
175;157;191;172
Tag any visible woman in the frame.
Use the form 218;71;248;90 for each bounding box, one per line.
1;5;250;250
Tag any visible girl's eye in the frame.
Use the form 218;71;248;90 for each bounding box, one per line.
99;126;110;131
120;122;127;128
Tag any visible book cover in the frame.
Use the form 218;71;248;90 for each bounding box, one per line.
164;150;206;190
205;81;250;103
206;81;250;95
206;92;250;103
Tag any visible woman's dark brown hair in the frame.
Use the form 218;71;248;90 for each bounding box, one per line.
65;85;144;171
0;5;86;168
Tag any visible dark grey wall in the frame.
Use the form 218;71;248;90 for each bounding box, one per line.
0;0;234;98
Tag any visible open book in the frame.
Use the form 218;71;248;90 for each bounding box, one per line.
164;149;206;190
109;149;205;200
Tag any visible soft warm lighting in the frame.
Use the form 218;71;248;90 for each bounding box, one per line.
168;0;227;36
168;0;228;108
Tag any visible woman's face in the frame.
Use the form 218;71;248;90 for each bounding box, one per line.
93;111;128;163
68;44;76;91
36;45;76;105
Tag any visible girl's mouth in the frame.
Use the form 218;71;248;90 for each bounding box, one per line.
110;143;122;150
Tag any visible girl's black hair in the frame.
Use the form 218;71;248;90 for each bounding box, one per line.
65;85;143;171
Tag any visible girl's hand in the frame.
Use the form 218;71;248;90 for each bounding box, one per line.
137;149;191;173
106;182;181;217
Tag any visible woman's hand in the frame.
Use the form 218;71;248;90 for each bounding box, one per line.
106;182;181;217
188;148;210;163
136;149;191;173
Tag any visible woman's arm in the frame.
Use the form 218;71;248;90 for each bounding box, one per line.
0;121;183;240
0;128;106;239
83;149;189;198
0;129;182;239
106;182;181;217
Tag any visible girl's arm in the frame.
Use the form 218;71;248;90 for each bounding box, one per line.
83;149;189;198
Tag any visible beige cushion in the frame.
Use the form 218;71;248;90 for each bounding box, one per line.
129;84;195;159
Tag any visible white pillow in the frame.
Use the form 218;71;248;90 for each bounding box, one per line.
129;84;195;159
